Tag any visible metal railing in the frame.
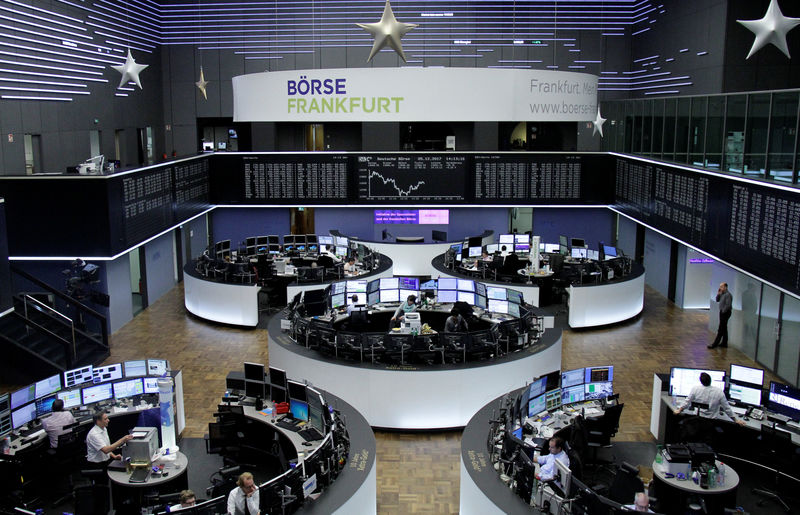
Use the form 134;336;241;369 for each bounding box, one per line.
23;294;76;361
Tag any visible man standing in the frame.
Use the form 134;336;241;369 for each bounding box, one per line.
708;282;732;349
673;372;746;425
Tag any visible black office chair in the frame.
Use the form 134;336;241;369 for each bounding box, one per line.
604;461;644;506
466;330;496;361
753;423;795;511
362;332;386;363
383;333;413;364
409;333;441;365
337;331;363;361
441;332;468;363
49;430;85;506
586;403;624;465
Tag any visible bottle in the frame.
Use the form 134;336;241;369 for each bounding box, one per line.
717;462;725;486
655;445;663;465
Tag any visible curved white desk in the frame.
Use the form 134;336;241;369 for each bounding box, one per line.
568;264;645;328
184;267;260;326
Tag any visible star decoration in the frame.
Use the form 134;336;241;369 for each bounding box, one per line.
593;108;607;138
111;49;148;89
196;67;209;100
737;0;800;59
356;0;418;62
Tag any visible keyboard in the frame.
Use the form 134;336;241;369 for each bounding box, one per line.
276;418;300;431
20;427;44;438
731;406;747;416
298;427;323;442
776;424;800;436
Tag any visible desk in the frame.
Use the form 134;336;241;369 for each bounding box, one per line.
108;452;189;513
651;459;738;514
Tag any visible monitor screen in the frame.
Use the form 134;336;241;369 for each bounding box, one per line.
64;365;93;388
82;382;113;405
561;368;585;389
730;364;764;387
143;377;159;394
584;382;613;400
515;244;530;253
332;281;347;295
244;362;265;382
457;279;475;292
398;277;419;290
307;390;325;434
487;299;508;314
335;236;348;247
486;286;507;300
545;389;562;411
380;289;400;303
571;248;587;259
669;368;726;397
486;243;499;254
603;245;617;257
468;247;482;258
147;359;168;376
571;238;586;248
438;277;457;290
450;243;463;255
544;243;560;253
331;293;345;309
561;384;585;404
515;234;529;244
380;278;399;289
437;289;457;303
420;279;437;290
347;280;368;293
507;302;520;317
528;377;547;400
124;360;147;378
367;290;380;306
457;291;475;304
11;385;35;410
35;374;62;399
585;366;613;383
768;381;800;420
114;378;144;399
335;246;348;257
35;395;57;417
475;294;487;309
399;289;418;301
290;400;309;422
12;403;37;430
269;367;287;389
499;234;515;244
318;236;334;246
475;283;487;297
507;289;523;304
245;380;265;399
367;279;380;293
729;383;762;407
287;380;307;402
559;244;568;255
57;389;81;409
528;394;546;417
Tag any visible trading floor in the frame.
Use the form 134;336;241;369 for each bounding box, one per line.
75;282;775;514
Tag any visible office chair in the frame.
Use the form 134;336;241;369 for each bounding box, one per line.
753;424;794;511
676;413;721;446
362;332;386;363
441;332;468;363
466;330;496;361
586;403;624;465
383;333;413;364
48;430;85;506
337;331;363;362
317;327;339;358
409;333;441;364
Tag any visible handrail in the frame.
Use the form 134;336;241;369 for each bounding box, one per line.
23;294;76;361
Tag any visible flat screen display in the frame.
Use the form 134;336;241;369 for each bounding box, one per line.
561;368;585;388
147;359;168;376
245;380;265;399
528;377;547;400
124;360;147;378
318;236;334;246
334;236;348;247
35;395;57;417
571;238;586;248
730;364;764;387
669;368;726;397
347;280;367;293
82;382;113;405
437;277;457;290
768;381;800;420
332;282;347;295
468;247;482;257
486;244;498;254
331;293;345;308
475;283;487;297
561;384;585;404
269;367;287;389
571;248;587;259
420;279;437;290
457;291;475;304
487;299;508;314
515;234;529;244
244;362;265;382
290;400;309;422
367;290;379;306
585;366;613;383
34;374;62;399
398;277;419;290
507;289;523;304
528;394;546;417
545;389;562;411
64;365;93;388
11;385;35;410
507;302;520;317
57;389;81;409
729;383;762;407
603;245;617;257
113;378;144;399
380;278;399;289
398;289;417;301
92;364;122;383
486;286;507;300
437;289;457;303
287;380;308;402
380;289;400;303
515;244;530;252
544;243;559;253
12;403;37;429
499;234;514;244
584;382;613;400
143;377;159;394
335;246;348;257
457;279;475;292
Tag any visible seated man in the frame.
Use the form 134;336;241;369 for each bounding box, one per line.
343;257;358;276
85;411;133;468
535;436;569;482
623;492;653;512
41;399;75;448
444;308;468;333
227;472;260;515
391;294;417;327
169;489;197;512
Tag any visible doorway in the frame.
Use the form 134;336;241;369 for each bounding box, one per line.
291;208;315;235
129;247;148;316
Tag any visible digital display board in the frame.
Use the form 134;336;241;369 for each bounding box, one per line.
357;154;467;202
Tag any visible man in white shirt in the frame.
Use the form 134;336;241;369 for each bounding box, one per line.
673;372;746;425
343;257;358;276
85;411;133;465
321;245;342;263
535;437;570;481
41;399;75;448
624;492;654;512
169;489;196;512
227;471;260;515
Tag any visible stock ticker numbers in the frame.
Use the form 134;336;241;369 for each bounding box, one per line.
474;155;582;201
121;167;174;245
357;154;467;202
242;155;348;202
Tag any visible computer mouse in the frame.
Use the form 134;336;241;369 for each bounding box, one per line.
743;416;750;421
302;442;312;446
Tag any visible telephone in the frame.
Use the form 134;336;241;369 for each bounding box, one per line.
274;402;290;414
749;408;764;420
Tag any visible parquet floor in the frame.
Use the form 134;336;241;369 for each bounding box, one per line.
3;283;776;514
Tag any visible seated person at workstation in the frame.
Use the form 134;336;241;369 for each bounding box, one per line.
535;436;569;481
673;372;746;425
391;294;417;327
346;294;361;315
344;257;358;276
169;489;197;511
320;245;342;263
501;251;523;274
227;471;260;515
481;250;493;262
41;398;76;448
444;308;468;332
86;411;134;468
624;492;653;512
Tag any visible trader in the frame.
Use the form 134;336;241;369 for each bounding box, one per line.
391;294;417;325
86;411;133;465
320;245;342;263
624;492;653;512
169;490;197;511
673;372;746;425
41;399;75;448
708;282;732;349
344;257;358;276
227;471;260;515
346;294;360;315
535;436;570;481
444;308;468;332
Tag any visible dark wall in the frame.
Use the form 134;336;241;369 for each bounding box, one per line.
532;208;615;246
0;201;11;312
210;208;292;248
724;0;800;92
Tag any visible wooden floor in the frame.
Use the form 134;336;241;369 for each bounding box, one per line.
8;283;776;514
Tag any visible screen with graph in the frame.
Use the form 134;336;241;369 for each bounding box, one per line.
356;154;468;202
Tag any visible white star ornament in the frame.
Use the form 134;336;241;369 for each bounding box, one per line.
737;0;800;59
111;50;149;89
593;108;607;138
356;0;418;63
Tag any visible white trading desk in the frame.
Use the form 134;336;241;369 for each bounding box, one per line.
184;269;260;326
568;268;645;328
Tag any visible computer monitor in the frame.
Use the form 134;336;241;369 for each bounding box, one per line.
334;235;348;247
438;277;457;290
436;289;456;303
561;384;585;404
245;380;265;399
571;238;586;248
485;243;499;254
561;368;585;389
457;279;475;292
124;360;147;378
420;279;437;290
544;243;560;253
57;389;81;409
515;234;529;244
35;395;57;417
475;295;487;309
506;289;523;305
143;377;159;394
729;364;764;387
487;299;508;314
499;234;515;244
380;277;399;290
528;377;547;400
468;247;482;257
545;389;562;411
399;289;418;302
318;235;334;246
728;383;762;407
528;393;546;417
289;399;309;422
559;235;568;246
449;243;463;255
307;389;326;434
380;289;400;303
584;382;613;400
669;368;726;397
92;363;122;384
571;248;587;259
515;244;530;253
486;286;506;300
559;244;568;256
287;380;308;402
11;385;35;410
367;290;379;306
12;403;37;430
603;245;617;258
331;293;345;309
335;246;348;257
35;374;62;399
64;365;93;388
82;382;113;405
147;359;168;376
113;378;144;399
585;366;613;383
768;381;800;421
244;362;265;382
331;281;347;295
555;458;572;496
347;280;367;293
457;291;475;304
398;277;419;290
269;367;287;390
